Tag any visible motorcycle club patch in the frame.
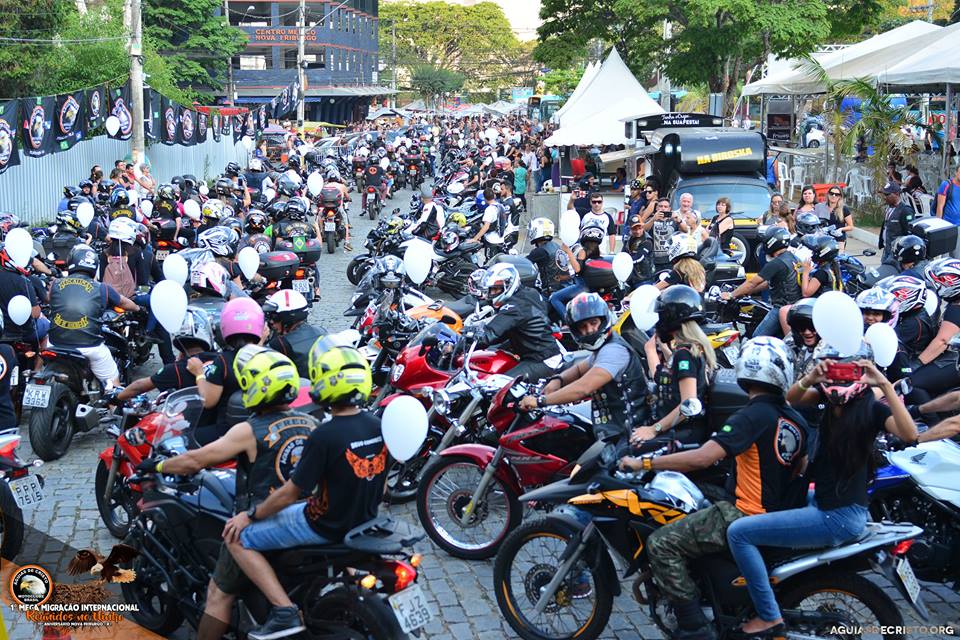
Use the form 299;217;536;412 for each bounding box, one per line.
775;418;804;465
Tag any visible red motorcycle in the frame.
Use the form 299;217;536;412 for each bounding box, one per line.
415;376;594;559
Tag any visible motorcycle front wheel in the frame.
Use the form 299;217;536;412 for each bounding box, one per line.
416;455;521;560
27;381;75;461
95;459;137;539
347;255;370;285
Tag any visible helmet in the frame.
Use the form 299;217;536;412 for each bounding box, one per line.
735;336;794;394
157;183;179;202
109;189;130;209
924;256;960;302
64;186;81;199
786;298;817;335
630;178;643;190
66;244;99;277
108;217;138;244
79;180;93;191
654;284;705;332
97;180;115;204
565;292;614;351
376;255;405;289
468;268;488;298
215;177;233;196
264;289;310;325
668;234;698;263
877;274;926;314
220;216;244;236
440;228;461;253
813;341;873;405
0;212;20;236
856;287;900;327
190;260;230;297
578;225;604;245
483;263;520;308
448;211;467;227
763;226;791;254
56;209;83;232
276;175;299;197
893;235;926;265
183;175;198;191
225;162;241;178
173;307;214;353
283;198;308;221
198;226;240;258
237;349;300;409
201;199;224;223
795;212;821;235
385;216;405;235
809;234;839;264
527;217;555;242
324;167;341;182
68;196;90;213
308;345;372;406
245;210;268;234
220;296;265;344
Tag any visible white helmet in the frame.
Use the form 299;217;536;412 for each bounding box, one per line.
108;217;138;244
735;336;794;393
668;234;699;263
527;217;555;243
265;289;310;324
483;263;520;308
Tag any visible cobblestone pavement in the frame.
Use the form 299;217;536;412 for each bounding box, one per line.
4;189;959;639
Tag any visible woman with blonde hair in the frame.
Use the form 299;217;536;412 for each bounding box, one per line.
814;186;854;250
656;234;706;292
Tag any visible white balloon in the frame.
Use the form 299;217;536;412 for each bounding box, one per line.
813;291;864;356
198;183;210;196
7;295;32;326
105;116;121;136
241;135;254;151
379;157;390;170
381;395;428;462
237;246;260;280
140;199;154;217
5;228;32;269
629;285;661;331
485;128;498;142
306;172;324;197
162;252;189;285
285;169;302;185
612;252;633;284
263;188;277;201
183;199;201;221
559;210;581;245
865;323;898;368
403;240;433;285
76;201;95;228
923;289;938;317
150;280;188;334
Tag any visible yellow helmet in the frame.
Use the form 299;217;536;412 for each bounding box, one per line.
448;211;467;227
232;344;268;385
308;344;372;406
237;348;300;409
386;216;405;235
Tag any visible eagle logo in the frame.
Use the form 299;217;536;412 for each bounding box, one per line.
345;446;387;480
67;543;139;583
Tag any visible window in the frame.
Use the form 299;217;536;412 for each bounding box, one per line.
239;55;268;70
283;48;299;69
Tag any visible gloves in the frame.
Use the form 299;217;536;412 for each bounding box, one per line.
136;458;161;474
907;404;923;420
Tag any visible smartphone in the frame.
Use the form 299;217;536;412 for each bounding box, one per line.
826;362;862;383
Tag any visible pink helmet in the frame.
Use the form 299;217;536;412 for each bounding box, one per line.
220;297;264;344
190;261;230;298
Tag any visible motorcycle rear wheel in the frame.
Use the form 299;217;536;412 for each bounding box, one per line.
0;480;24;560
368;201;378;220
27;381;75;461
121;537;185;635
326;230;337;254
305;585;404;640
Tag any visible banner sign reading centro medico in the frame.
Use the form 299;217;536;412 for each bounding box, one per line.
0;99;21;175
161;96;179;146
54;91;85;151
179;107;197;147
107;84;134;141
19;96;56;158
85;85;106;130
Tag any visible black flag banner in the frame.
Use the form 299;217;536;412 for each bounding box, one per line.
179;108;197;147
161;97;179;146
107;84;134;141
19;96;56;158
85;85;106;130
0;100;20;175
144;89;161;142
232;114;244;143
54;91;85;151
244;110;256;138
257;105;267;131
221;111;232;138
211;110;222;142
197;110;209;144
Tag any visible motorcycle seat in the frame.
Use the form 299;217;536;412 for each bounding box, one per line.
759;528;876;566
446;296;478;318
271;517;423;560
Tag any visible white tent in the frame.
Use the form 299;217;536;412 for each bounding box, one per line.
549;60;599;124
742;20;942;96
877;22;960;87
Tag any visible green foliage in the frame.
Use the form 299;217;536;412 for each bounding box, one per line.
409;65;465;106
0;0;75;97
541;66;584;96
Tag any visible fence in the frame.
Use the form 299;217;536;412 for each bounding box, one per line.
0;135;249;224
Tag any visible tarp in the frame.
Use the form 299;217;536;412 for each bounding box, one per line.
550;61;598;124
876;21;960;88
742;21;942;96
547;97;662;146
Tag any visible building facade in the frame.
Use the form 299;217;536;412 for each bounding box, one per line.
223;0;390;124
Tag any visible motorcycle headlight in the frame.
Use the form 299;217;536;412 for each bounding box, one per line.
433;389;451;416
390;364;405;382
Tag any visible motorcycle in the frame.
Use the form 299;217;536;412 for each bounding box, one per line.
0;428;44;560
366;185;383;221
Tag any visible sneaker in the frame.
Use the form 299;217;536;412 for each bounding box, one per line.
248;606;305;640
344;242;353;252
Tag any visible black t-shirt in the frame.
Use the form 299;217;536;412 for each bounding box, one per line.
943;303;960;327
810;267;836;296
811;395;891;509
711;394;810;515
662;346;707;432
150;351;221;426
292;411;387;539
203;350;241;431
0;344;18;430
0;268;38;342
896;311;934;358
365;165;383;186
758;252;802;308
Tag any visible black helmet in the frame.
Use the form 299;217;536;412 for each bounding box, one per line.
654;284;705;332
763;226;791;254
66;244;99;277
304;150;320;166
276;175;299;197
893;234;926;265
220;216;244;236
63;185;81;199
810;234;839;264
67;196;89;212
97;180;114;204
109;189;130;208
171;176;185;191
157;183;179;202
786;297;817;335
225;162;241;178
183;174;198;191
266;199;286;221
79;180;93;191
795;212;821;235
245;210;268;234
283;198;308;221
215;177;233;196
564;292;614;352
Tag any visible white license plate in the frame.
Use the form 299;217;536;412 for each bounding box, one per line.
155;249;170;261
292;279;312;294
324;221;336;232
896;556;921;604
22;384;51;409
389;584;432;633
8;475;44;508
410;168;417;173
722;344;740;362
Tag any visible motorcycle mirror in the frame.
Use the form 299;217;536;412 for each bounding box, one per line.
124;427;147;446
862;249;877;257
679;398;702;418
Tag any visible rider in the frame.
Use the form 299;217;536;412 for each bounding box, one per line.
470;188;505;244
856;287;914;383
362;158;386;211
548;225;603;320
47;244;140;387
890;234;926;278
0;246;47;349
655;234;706;292
221;346;384;640
263;289;326;378
624;211;655;285
622;336;810;640
137;347;316;640
799;234;841;297
881;275;934;362
412;185;445;240
518;292;649;438
525;217;568;294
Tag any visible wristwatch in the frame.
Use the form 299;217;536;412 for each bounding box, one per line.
653;423;663;434
536;394;548;408
247;505;258;521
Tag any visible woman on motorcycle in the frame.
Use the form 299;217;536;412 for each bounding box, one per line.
633;285;716;446
547;225;602;320
655;234;706;292
726;343;917;637
707;197;735;256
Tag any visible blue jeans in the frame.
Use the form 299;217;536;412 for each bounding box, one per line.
549;279;584;319
726;499;868;622
753;307;783;338
240;503;331;551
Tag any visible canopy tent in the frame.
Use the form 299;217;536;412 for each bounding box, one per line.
549;60;599;124
488;100;523;115
366;107;406;120
876;22;960;88
742;20;942;96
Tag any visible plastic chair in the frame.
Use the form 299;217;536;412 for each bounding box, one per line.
915;193;934;217
777;161;790;195
789;165;807;194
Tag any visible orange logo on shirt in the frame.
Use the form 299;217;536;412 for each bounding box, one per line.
345;446;387;480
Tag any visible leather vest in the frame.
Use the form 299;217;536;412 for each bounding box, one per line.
275;323;326;379
419;203;442;239
590;333;650;438
235;410;317;511
537;240;563;288
275;220;312;242
48;276;107;347
110;206;135;221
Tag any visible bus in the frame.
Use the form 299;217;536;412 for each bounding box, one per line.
527;95;563;122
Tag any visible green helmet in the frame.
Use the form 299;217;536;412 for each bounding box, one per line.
308;343;372;406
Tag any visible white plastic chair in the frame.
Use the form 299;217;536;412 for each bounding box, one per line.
915;193;934;217
789;165;807;194
777;161;790;195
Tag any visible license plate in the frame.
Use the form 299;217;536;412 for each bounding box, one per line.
155;249;169;261
896;556;921;604
22;384;51;409
410;168;417;173
723;344;740;361
292;279;311;294
389;584;432;633
8;475;44;508
324;221;336;232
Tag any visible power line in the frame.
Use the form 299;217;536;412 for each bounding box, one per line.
0;35;129;43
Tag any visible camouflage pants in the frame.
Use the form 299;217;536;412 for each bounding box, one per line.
646;501;745;602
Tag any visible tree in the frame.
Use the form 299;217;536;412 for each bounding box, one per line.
409;65;465;107
541;66;585;96
143;0;247;98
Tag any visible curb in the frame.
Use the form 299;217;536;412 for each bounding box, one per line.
849;226;879;247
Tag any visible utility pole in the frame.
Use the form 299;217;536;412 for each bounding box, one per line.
391;22;396;108
659;20;672;112
129;0;146;164
296;0;306;127
224;0;234;105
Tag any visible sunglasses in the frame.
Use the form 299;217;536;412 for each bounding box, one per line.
828;192;841;196
591;200;603;204
644;189;655;193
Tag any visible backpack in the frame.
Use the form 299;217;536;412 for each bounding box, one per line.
103;253;137;298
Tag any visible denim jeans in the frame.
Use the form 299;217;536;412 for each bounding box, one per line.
726;499;868;622
240;503;331;551
549;279;584;319
753;307;783;338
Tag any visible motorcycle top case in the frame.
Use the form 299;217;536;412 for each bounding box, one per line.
910;216;958;259
489;254;539;288
581;258;619;291
275;237;323;265
258;250;300;281
319;185;342;207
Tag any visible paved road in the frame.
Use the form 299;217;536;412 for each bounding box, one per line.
4;189;958;639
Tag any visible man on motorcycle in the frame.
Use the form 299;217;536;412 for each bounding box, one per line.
324;171;353;251
525;218;570;294
264;289;326;377
0;246;47;350
221;346;384;640
361;159;387;210
890;234;926;278
620;337;811;640
471;188;505;244
47;245;140;387
138;347;317;640
519;292;649;438
412;185;445;240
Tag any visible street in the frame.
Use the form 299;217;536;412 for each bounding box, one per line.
4;188;959;640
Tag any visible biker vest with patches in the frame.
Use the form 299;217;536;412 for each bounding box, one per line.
591;334;650;438
537;240;563;288
235;410;317;511
274;220;312;242
419;203;443;239
48;276;108;348
272;323;326;380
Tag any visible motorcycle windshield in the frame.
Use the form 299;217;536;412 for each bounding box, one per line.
407;322;460;351
154;387;205;448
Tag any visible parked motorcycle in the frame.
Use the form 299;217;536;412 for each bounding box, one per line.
0;428;44;559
